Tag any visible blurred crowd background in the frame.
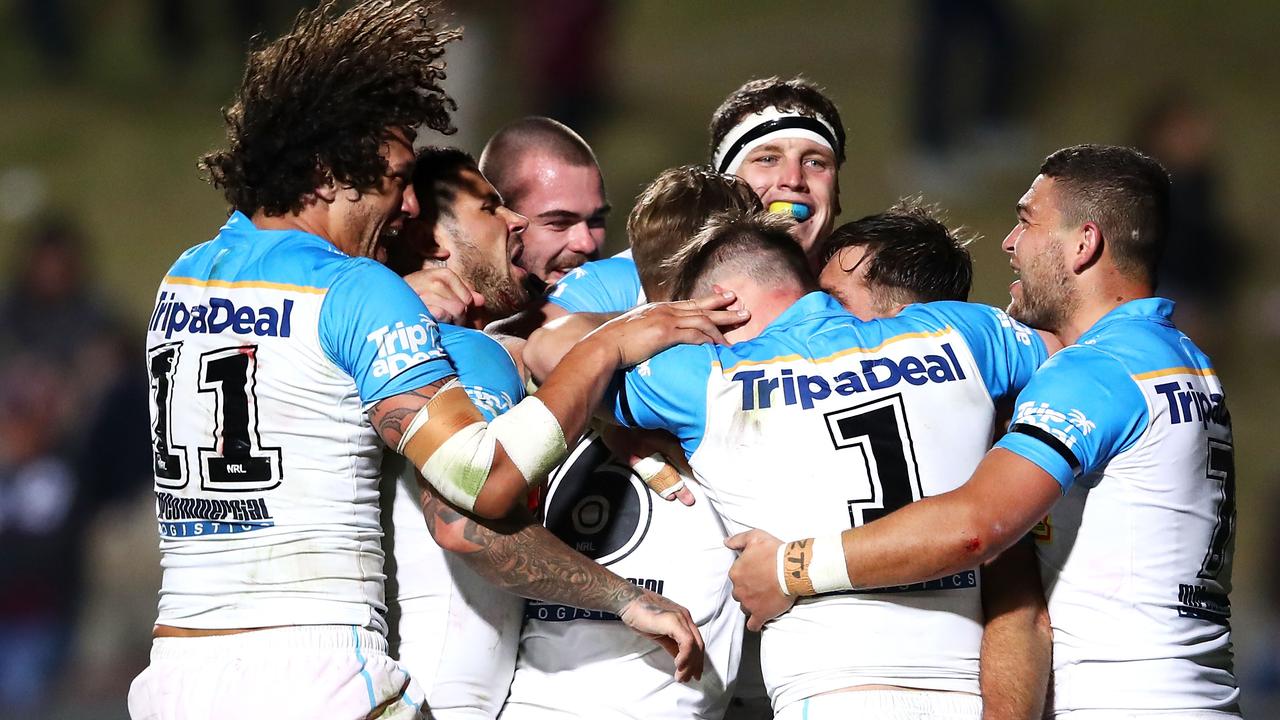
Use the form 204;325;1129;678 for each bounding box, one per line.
1;1;1277;717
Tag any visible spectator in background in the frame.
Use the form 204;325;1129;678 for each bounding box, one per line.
16;0;80;80
1133;90;1242;357
152;0;301;73
522;0;613;135
0;218;151;716
907;0;1025;192
0;361;81;716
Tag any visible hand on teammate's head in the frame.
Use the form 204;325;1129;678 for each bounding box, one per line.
586;291;750;369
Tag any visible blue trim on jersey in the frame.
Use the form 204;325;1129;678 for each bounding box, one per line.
994;298;1194;490
168;211;349;288
545;252;643;314
319;262;456;405
615;344;715;456
439;325;526;420
899;301;1047;403
163;211;456;406
351;626;377;710
614;292;1047;458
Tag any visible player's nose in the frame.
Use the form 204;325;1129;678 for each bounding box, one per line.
401;185;420;219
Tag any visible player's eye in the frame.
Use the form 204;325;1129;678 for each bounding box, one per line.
804;157;831;170
751;154;778;166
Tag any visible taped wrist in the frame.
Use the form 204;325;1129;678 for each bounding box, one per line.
776;535;853;597
489;396;567;487
632;453;686;499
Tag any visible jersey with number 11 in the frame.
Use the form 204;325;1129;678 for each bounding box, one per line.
145;212;455;634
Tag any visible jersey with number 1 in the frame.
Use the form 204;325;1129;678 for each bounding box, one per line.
146;211;455;634
995;298;1239;714
611;292;1048;712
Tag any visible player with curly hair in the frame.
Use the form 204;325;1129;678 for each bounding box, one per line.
130;3;722;718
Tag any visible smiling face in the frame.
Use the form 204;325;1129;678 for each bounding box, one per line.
1002;175;1078;331
733;136;839;258
436;167;532;319
504;153;608;285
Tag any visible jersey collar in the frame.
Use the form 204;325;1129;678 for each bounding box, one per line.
760;291;849;335
220;210;340;253
1078;297;1175;343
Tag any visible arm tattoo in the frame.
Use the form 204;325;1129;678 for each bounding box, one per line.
420;481;642;614
370;377;453;448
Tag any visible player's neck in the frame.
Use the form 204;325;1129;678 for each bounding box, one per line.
724;286;806;343
251;207;332;247
1059;277;1153;346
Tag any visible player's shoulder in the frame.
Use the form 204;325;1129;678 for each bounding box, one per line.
1061;298;1205;383
439;324;512;367
440;326;524;418
901;300;1030;338
167;212;391;292
562;252;639;286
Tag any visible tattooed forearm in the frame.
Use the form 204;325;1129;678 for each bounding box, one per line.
419;479;642;614
369;377;453;448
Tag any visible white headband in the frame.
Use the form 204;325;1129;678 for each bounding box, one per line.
713;106;839;175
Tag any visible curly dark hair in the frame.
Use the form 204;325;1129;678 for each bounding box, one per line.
200;0;460;216
708;76;847;168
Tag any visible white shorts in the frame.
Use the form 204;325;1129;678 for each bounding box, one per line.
774;690;981;720
128;625;426;720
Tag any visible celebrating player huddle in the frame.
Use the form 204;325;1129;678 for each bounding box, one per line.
132;2;1240;719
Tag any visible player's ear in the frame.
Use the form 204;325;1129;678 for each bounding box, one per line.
1071;221;1104;273
313;182;337;204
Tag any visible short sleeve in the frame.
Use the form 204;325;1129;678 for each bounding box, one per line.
609;344;714;455
994;346;1149;491
439;325;525;421
546;257;644;314
920;302;1048;402
318;260;456;405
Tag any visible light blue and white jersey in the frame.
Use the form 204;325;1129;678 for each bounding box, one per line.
611;292;1047;712
545;249;645;314
146;211;455;634
507;252;740;719
994;298;1239;714
390;325;526;719
503;436;742;720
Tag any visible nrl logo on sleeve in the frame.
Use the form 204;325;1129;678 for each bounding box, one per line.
367;313;446;378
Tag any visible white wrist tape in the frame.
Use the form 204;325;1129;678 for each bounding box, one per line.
807;534;854;594
421;421;495;512
776;542;792;597
632;453;685;499
778;534;853;597
489;396;567;486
